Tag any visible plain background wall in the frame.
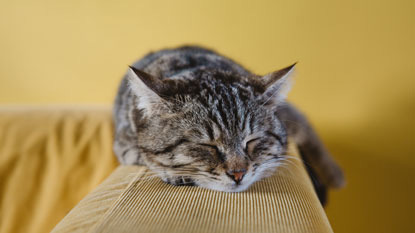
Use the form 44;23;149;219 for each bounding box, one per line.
1;0;414;232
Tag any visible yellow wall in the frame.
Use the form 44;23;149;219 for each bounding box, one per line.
1;0;414;232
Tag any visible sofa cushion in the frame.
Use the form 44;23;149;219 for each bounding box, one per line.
0;106;332;233
0;106;119;233
52;143;333;233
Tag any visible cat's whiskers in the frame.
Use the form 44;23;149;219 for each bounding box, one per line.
277;155;304;171
253;158;282;178
148;167;208;181
275;163;297;179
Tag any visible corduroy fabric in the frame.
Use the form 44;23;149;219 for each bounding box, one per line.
52;143;333;233
51;166;144;233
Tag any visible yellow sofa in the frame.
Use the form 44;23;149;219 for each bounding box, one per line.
0;107;332;233
1;0;414;232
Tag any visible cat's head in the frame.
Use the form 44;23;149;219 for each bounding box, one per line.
127;64;295;192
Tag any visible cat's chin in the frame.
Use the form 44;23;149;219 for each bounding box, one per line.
160;175;254;192
199;182;253;193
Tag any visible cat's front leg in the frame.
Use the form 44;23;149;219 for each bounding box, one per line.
162;176;196;186
113;126;142;165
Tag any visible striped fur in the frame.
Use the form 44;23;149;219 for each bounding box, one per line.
113;46;344;193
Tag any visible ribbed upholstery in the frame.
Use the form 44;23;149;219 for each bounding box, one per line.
51;166;141;233
52;143;333;233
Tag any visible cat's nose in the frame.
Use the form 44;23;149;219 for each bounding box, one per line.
226;169;247;184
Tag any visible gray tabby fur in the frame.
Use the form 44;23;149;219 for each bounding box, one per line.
113;46;344;193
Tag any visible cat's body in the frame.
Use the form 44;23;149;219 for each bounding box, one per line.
113;46;344;202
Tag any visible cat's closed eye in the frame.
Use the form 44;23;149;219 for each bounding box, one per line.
244;134;283;157
198;143;225;162
244;138;261;157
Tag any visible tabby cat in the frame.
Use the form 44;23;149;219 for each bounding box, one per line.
113;46;344;203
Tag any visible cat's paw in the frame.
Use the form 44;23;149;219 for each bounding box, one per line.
163;176;196;186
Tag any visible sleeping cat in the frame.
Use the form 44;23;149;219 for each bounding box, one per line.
113;46;344;202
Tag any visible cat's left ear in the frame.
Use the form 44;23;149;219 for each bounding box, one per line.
259;63;296;104
127;66;167;114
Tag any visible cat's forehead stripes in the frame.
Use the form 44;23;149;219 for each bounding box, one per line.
192;77;253;134
114;46;293;192
190;89;264;151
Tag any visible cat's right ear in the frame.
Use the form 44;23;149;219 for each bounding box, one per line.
127;66;164;113
258;63;296;105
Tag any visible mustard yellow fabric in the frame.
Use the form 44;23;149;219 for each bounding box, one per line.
0;107;119;233
1;107;331;233
52;145;332;233
1;1;414;232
